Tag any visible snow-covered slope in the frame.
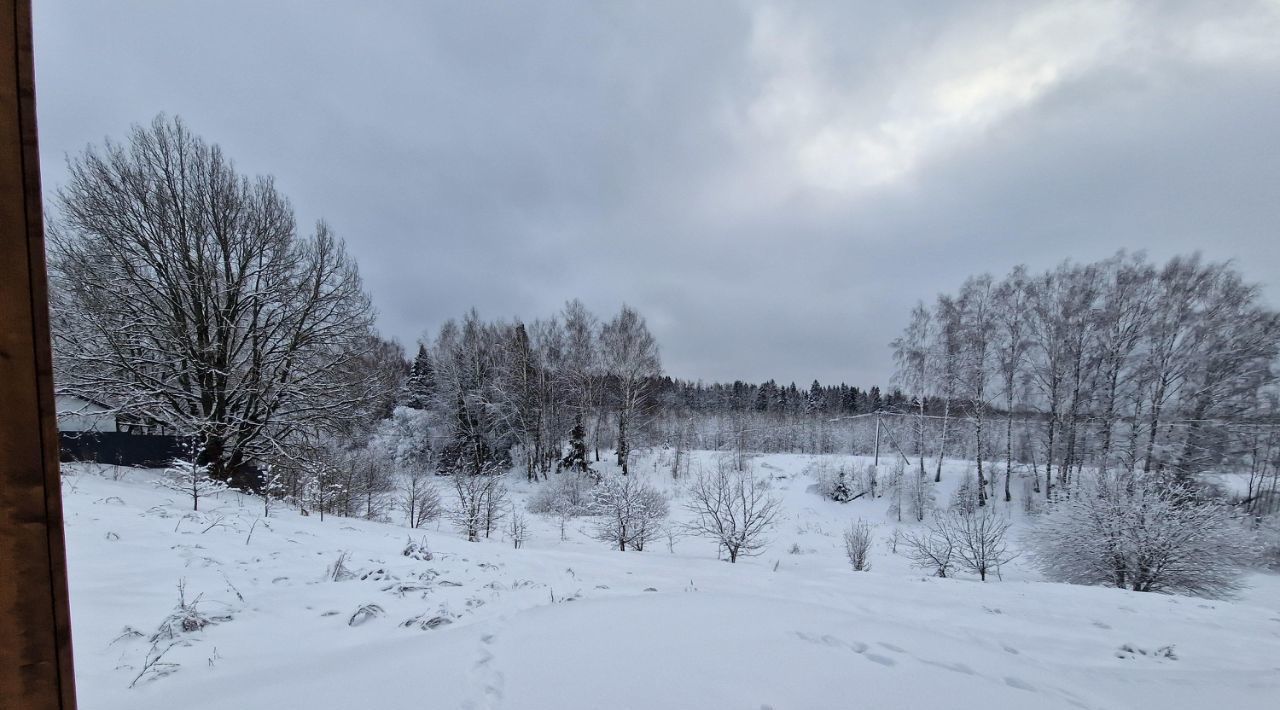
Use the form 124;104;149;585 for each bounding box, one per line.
61;455;1280;710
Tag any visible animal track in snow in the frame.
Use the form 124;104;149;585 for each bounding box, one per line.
462;631;505;710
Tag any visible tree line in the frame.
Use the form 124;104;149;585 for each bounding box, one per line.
891;252;1279;506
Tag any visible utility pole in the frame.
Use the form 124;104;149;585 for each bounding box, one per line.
873;414;882;466
0;1;79;707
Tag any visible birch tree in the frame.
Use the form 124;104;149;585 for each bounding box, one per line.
600;306;661;475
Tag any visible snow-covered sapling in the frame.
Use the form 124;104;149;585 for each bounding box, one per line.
508;508;529;549
159;447;227;512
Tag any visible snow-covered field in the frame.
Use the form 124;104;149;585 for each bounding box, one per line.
62;452;1280;710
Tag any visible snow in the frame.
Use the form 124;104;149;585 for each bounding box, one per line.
61;453;1280;710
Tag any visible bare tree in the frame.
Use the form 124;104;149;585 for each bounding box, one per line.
562;299;605;461
600;306;661;475
992;266;1033;502
902;518;955;578
1089;254;1154;476
507;507;529;549
684;459;781;562
449;472;506;542
891;302;933;481
930;295;963;482
943;507;1014;581
49;115;378;483
401;471;442;529
958;274;997;505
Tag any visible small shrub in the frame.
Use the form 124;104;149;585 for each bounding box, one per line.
402;537;433;561
844;519;875;571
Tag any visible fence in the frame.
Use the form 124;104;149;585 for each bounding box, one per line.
58;431;186;469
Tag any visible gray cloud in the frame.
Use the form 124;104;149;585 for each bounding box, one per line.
34;1;1280;386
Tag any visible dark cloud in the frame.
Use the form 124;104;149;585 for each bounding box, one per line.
34;1;1280;386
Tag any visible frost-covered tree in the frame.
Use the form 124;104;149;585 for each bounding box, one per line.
891;302;933;480
957;274;997;504
949;470;980;516
888;252;1278;495
1029;473;1250;597
449;472;507;543
49;115;378;483
592;474;668;551
159;445;227;511
560;416;592;474
684;460;781;562
600;306;661;475
992;266;1033;501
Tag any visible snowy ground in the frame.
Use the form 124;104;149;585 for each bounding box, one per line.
62;452;1280;710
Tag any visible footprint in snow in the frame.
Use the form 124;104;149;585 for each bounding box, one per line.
877;641;905;653
864;653;897;667
1004;676;1036;692
793;631;867;654
920;659;975;676
463;632;505;710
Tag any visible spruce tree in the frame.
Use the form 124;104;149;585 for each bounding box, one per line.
560;415;593;475
405;344;435;409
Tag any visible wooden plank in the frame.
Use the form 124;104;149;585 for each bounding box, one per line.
0;0;79;707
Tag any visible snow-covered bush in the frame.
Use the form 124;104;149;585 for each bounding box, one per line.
684;460;781;562
529;471;595;541
1029;473;1250;597
844;519;875;571
402;536;433;561
591;474;668;552
904;508;1012;581
528;471;594;515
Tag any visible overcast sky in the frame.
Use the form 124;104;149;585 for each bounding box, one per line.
33;1;1280;386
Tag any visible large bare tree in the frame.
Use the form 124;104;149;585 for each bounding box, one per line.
48;115;378;481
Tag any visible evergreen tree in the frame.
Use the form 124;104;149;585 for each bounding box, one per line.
807;380;825;414
405;344;435;409
560;415;593;475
